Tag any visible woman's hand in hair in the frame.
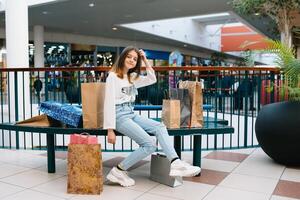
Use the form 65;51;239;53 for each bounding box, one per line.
138;49;147;61
139;49;151;68
107;129;116;144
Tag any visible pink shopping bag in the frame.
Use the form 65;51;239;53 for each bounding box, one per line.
70;133;98;144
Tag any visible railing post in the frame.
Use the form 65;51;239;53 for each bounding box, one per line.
257;72;262;111
14;72;19;149
244;71;249;147
270;72;275;103
45;72;49;101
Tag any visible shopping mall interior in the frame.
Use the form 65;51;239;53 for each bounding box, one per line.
0;0;300;200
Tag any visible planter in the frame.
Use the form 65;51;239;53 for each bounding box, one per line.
255;101;300;165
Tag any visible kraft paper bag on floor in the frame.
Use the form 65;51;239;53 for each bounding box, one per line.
81;82;105;128
162;99;180;129
67;144;103;195
169;88;191;127
16;114;62;127
179;81;203;127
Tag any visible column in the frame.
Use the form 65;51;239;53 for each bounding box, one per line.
34;25;44;68
5;0;31;122
33;25;45;95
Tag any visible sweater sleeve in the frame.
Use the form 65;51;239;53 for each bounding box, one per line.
103;73;116;130
134;67;157;88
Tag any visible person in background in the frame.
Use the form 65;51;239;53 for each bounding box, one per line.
103;46;201;187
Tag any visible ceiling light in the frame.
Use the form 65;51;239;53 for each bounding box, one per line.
42;11;48;15
254;13;260;16
112;27;118;31
89;3;95;7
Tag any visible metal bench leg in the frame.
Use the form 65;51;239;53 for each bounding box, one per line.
174;136;181;159
47;134;56;173
193;135;202;176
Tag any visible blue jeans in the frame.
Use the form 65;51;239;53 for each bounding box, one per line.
115;104;178;170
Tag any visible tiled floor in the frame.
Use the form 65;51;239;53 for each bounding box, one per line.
0;148;300;200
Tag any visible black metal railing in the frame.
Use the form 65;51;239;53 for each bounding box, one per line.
0;66;281;151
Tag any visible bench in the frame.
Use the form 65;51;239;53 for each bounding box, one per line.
0;118;234;174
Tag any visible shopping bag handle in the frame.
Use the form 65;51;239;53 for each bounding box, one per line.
80;132;90;137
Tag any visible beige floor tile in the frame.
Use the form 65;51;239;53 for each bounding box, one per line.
203;186;270;200
219;173;278;195
4;154;48;168
251;148;270;157
270;195;299;200
149;181;214;200
39;151;67;160
32;176;75;199
0;163;30;178
136;193;181;200
129;163;151;176
69;185;143;200
0;182;25;199
233;154;285;179
128;174;160;192
103;156;149;170
35;160;67;175
1;169;63;188
105;172;159;193
2;189;65;200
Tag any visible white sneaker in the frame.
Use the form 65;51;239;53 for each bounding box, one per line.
106;167;135;187
169;160;201;177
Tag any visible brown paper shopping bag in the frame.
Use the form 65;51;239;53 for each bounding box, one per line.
67;143;103;195
16;114;62;127
81;82;105;128
179;81;203;127
162;99;180;129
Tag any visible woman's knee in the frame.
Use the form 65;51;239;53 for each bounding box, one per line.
142;143;156;154
154;123;168;135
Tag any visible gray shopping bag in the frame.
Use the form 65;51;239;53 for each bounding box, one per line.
150;153;182;187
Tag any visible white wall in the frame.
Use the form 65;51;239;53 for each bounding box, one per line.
122;17;207;49
204;24;222;51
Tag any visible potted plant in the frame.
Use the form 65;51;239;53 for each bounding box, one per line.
255;40;300;165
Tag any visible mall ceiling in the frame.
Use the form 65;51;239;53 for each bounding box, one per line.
0;0;278;51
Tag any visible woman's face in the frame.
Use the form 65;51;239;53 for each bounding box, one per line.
124;50;138;71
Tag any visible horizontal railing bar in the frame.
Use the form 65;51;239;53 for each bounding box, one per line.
0;66;280;72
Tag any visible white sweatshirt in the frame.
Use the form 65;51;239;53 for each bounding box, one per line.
103;68;157;129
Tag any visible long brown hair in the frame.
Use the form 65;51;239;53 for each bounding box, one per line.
111;46;141;83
